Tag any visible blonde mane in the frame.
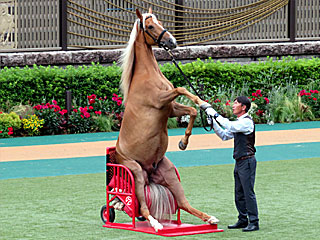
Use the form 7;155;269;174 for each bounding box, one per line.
119;13;159;103
119;19;140;103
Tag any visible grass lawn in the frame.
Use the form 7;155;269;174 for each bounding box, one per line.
1;157;319;240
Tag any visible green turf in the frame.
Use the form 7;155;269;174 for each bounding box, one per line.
1;158;319;240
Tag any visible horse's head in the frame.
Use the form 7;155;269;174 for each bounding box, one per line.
136;8;177;50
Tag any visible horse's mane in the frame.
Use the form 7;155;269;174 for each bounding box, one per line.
119;19;140;103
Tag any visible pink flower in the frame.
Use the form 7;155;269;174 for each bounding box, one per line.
52;100;57;105
89;106;93;110
84;112;91;118
95;111;102;115
91;94;97;100
117;100;122;106
112;97;117;101
81;115;84;118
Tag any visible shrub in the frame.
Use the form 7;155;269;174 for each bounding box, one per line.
33;100;67;135
22;114;45;136
299;89;320;119
0;112;21;138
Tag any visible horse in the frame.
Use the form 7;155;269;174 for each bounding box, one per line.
114;8;219;231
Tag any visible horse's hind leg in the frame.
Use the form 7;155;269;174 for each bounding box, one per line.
151;156;219;224
171;102;197;150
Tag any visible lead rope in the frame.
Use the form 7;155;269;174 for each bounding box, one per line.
165;49;213;132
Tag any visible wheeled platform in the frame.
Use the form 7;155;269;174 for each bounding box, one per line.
100;146;223;237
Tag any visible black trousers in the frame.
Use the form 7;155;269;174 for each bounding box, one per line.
234;156;259;223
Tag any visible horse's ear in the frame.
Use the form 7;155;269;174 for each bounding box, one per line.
149;7;152;14
136;9;143;22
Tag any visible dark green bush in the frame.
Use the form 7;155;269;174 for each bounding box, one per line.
1;57;319;111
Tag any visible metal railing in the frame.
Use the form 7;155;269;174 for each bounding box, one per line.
0;0;319;52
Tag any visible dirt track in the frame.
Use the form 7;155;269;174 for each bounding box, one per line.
1;128;319;162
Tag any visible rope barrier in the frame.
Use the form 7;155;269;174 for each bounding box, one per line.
66;0;289;48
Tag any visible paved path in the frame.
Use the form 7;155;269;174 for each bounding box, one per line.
0;121;319;179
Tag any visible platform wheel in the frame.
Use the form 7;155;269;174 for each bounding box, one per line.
136;216;146;221
100;205;115;223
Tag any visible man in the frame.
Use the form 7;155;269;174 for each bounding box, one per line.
200;96;259;232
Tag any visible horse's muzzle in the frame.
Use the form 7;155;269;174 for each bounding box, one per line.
165;37;177;50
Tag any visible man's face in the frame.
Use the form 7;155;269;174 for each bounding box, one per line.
232;100;246;116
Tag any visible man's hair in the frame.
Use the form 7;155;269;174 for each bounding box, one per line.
235;96;251;113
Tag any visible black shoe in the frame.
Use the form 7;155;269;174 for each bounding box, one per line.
242;222;259;232
228;220;248;229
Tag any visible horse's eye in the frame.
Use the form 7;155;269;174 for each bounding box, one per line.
147;25;154;30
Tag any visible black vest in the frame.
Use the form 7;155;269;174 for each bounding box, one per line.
233;115;256;160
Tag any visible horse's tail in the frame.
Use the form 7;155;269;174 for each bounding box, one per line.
145;183;177;220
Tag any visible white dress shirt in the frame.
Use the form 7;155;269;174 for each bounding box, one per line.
211;113;254;141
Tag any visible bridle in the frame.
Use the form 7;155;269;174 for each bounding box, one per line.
140;15;213;132
140;15;170;50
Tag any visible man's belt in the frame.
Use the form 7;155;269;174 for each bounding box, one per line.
236;154;255;161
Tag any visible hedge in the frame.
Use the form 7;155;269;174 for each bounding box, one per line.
1;56;320;111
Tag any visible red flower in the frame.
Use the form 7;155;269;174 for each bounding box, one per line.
89;99;95;104
8;131;13;135
52;100;57;105
95;111;102;115
252;98;256;101
89;106;94;110
33;105;42;110
0;130;2;133
117;100;122;106
8;127;13;132
314;90;319;94
59;109;68;115
256;89;262;97
299;90;306;96
0;112;2;114
264;97;270;104
81;115;84;118
73;109;78;113
84;112;91;118
252;92;257;97
313;97;317;101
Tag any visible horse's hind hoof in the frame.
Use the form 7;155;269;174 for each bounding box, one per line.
179;140;187;150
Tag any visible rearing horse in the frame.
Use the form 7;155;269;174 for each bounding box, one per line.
115;8;219;231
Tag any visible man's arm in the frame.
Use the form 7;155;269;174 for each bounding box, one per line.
201;102;254;134
210;117;234;141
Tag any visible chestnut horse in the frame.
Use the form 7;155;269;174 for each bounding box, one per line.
114;8;219;231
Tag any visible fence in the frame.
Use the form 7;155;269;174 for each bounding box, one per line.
0;0;319;51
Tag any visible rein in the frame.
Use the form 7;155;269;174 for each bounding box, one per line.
166;49;213;132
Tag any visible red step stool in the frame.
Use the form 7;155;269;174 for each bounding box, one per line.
100;147;223;237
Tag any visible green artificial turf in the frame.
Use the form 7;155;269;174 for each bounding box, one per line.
1;158;319;240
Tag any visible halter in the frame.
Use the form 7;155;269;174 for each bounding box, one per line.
140;15;169;50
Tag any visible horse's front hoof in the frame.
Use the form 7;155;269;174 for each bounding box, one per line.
179;140;187;150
